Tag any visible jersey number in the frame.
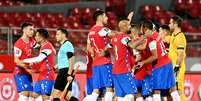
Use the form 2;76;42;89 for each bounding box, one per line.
159;41;167;56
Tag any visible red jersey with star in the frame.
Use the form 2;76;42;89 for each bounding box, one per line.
88;25;111;66
38;41;56;80
111;32;133;74
14;37;36;74
151;32;171;68
86;51;93;78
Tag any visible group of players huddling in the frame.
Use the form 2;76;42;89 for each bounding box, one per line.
84;10;187;101
13;9;187;101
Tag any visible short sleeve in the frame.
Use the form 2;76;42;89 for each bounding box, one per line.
121;36;131;46
64;41;74;53
98;27;111;36
175;34;186;49
148;41;157;50
14;46;22;57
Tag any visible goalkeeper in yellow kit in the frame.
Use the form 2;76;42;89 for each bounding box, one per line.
169;16;187;101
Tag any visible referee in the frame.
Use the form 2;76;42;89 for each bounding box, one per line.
52;28;79;101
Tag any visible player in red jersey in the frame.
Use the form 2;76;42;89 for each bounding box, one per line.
83;10;113;101
129;24;153;101
14;22;36;101
111;19;138;101
21;29;56;101
135;20;180;101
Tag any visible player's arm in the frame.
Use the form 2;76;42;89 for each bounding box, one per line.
23;49;52;63
121;35;147;49
140;41;158;65
14;46;27;67
133;49;141;62
174;35;186;71
87;37;94;58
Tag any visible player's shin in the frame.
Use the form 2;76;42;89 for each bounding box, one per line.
136;97;143;101
118;97;124;101
35;96;43;101
123;94;134;101
153;94;161;101
170;90;181;101
104;91;113;101
18;94;29;101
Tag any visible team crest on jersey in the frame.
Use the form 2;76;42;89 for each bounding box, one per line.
184;80;194;100
0;78;15;101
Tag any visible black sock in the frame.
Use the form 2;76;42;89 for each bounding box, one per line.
69;96;79;101
53;98;60;101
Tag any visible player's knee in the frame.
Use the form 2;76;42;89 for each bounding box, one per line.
153;90;161;94
93;89;100;94
42;95;50;101
32;92;40;99
169;86;177;93
20;91;29;97
106;87;113;92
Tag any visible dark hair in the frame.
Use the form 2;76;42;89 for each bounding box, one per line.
93;10;104;21
57;28;68;36
21;22;33;30
36;28;49;39
141;20;153;30
171;15;182;27
160;24;170;31
131;23;140;30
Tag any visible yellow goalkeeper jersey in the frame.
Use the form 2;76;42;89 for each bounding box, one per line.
168;32;186;71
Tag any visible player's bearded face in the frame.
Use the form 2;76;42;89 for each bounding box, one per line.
169;19;175;32
102;14;108;24
35;32;41;43
25;26;34;38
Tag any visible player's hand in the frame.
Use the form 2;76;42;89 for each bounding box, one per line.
54;64;58;69
67;75;73;82
174;65;180;73
135;61;144;69
127;11;134;23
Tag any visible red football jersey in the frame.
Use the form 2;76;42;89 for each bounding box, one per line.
111;32;133;74
151;32;171;68
88;25;111;66
14;38;36;74
86;51;93;78
37;41;56;80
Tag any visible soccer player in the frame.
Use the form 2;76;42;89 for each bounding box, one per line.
129;24;153;101
111;19;138;101
159;24;171;51
22;28;56;101
136;20;180;101
14;22;36;101
83;10;113;101
52;28;78;101
169;16;187;101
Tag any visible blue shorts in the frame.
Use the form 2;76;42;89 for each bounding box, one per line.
92;64;113;89
152;62;176;90
86;78;93;95
113;72;138;97
33;80;54;96
135;75;152;96
14;74;33;92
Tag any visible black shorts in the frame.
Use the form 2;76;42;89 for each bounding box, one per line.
54;68;73;91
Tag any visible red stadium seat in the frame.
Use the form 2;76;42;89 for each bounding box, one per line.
140;5;154;20
186;0;199;18
175;0;186;14
152;5;164;12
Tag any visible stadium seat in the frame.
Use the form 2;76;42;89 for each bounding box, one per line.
175;0;186;14
186;0;199;18
140;5;154;20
